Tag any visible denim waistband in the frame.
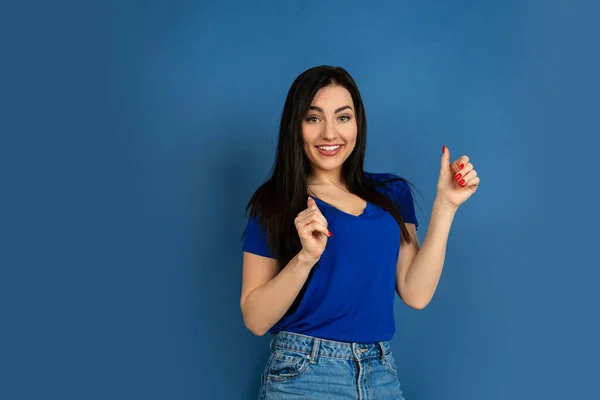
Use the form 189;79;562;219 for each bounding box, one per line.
270;331;392;363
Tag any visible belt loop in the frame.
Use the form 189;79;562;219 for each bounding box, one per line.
377;342;386;364
308;338;320;364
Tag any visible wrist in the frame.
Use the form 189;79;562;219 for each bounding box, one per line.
297;249;319;269
433;196;459;215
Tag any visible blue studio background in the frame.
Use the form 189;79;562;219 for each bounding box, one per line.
3;1;599;399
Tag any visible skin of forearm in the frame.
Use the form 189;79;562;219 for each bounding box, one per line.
242;251;317;336
401;197;457;308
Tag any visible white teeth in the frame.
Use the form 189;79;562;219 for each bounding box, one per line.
318;145;341;151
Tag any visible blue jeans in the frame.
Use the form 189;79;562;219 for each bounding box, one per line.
258;331;406;399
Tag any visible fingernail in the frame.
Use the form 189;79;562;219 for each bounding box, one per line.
328;231;333;237
458;179;465;186
454;173;462;181
442;145;446;153
459;164;464;170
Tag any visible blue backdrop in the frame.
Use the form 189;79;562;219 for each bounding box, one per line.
3;1;599;399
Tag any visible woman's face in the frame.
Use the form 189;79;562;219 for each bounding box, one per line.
302;85;358;175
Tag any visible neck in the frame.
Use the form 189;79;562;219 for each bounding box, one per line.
308;166;343;186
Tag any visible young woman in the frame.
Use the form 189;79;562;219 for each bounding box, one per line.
240;65;480;399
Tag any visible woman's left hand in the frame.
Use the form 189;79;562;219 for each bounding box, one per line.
436;145;480;209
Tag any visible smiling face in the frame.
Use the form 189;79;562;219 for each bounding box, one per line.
302;85;358;177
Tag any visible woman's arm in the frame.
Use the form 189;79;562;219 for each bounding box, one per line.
240;250;317;336
396;146;479;309
395;196;457;309
241;197;330;336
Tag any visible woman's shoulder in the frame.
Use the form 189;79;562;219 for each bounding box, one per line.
364;171;407;185
365;171;412;196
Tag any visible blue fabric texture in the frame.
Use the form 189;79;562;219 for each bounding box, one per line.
242;172;418;343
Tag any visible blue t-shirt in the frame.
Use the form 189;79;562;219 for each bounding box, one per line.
242;172;418;343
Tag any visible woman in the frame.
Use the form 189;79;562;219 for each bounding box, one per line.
240;65;479;399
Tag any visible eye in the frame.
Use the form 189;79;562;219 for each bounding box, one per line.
339;115;351;122
306;115;320;123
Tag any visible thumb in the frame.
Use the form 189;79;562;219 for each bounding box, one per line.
441;145;451;170
307;196;319;210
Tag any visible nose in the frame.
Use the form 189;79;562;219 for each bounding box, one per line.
320;119;338;140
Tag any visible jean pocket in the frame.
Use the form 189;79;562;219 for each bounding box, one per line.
383;351;398;375
266;351;309;382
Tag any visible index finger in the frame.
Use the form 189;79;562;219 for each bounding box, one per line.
452;155;469;173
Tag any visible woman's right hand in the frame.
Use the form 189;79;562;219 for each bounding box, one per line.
294;197;331;261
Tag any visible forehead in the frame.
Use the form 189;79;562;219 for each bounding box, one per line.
311;85;354;108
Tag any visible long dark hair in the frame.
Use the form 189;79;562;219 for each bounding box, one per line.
246;65;417;269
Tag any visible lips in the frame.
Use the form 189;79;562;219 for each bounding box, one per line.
316;144;343;157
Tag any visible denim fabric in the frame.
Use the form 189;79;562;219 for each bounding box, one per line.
258;331;406;399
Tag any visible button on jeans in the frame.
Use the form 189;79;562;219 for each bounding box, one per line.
258;331;406;399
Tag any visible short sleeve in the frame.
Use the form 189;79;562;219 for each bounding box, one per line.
390;178;419;229
242;215;276;258
373;173;418;230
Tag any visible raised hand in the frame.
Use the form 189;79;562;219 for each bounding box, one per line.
294;197;331;261
437;145;480;209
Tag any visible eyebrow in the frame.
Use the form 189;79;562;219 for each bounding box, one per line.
308;105;353;113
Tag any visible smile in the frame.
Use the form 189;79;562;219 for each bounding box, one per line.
316;144;343;156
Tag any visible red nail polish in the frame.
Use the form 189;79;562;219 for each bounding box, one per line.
328;231;333;237
459;163;464;170
458;179;465;186
442;145;446;153
455;173;462;181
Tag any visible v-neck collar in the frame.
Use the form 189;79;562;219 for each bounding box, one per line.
312;196;372;218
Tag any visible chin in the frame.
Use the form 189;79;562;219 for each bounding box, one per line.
316;163;343;172
312;157;348;171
